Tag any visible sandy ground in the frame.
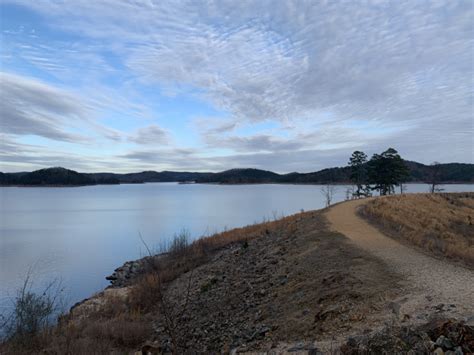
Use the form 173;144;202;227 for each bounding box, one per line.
326;199;474;320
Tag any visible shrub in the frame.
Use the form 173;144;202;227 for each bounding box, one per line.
1;270;63;350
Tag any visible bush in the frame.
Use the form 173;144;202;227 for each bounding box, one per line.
168;229;190;257
1;271;63;350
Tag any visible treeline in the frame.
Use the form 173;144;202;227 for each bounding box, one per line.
1;159;473;186
0;167;120;186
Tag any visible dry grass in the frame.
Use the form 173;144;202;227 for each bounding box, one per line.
1;292;152;354
359;192;474;266
128;214;300;312
1;212;304;353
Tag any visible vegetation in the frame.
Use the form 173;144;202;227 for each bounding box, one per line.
0;167;119;186
348;150;370;197
347;148;410;196
1;161;473;186
0;214;295;353
195;168;280;184
367;148;410;195
320;184;337;207
1;208;405;353
359;192;474;266
1;270;64;351
427;161;444;193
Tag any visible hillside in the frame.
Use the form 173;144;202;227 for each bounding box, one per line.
358;192;474;266
0;167;119;186
1;162;473;186
3;197;472;353
89;171;213;184
196;168;280;184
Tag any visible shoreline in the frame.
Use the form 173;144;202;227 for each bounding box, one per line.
2;181;474;188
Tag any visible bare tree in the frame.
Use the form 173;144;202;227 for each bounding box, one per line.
399;183;406;194
345;186;353;201
320;184;337;207
427;161;444;193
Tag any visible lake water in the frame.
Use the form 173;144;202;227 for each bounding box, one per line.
1;183;473;314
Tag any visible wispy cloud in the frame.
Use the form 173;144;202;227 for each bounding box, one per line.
1;0;472;171
128;124;170;145
0;72;89;142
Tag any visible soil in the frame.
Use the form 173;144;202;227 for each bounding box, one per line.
147;211;404;353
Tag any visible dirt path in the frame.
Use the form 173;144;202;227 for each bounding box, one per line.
326;199;474;319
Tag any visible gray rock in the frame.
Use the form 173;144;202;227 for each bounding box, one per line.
436;335;454;350
287;341;319;353
465;315;474;327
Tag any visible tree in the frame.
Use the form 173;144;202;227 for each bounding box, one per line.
348;151;368;198
320;184;337;207
368;148;409;196
427;161;444;193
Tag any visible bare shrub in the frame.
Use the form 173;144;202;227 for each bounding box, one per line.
321;184;337;207
168;229;190;257
1;268;64;351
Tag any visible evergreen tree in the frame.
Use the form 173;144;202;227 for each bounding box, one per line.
368;148;409;195
348;151;368;198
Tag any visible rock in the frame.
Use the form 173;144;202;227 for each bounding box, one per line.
434;348;445;355
424;340;436;351
258;325;271;336
287;341;319;353
279;275;288;285
454;346;464;355
436;335;454;350
465;315;474;327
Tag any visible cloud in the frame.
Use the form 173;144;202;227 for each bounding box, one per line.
0;72;89;142
3;0;473;170
0;134;95;171
194;117;238;135
206;134;304;153
118;146;355;173
119;147;222;171
128;124;170;145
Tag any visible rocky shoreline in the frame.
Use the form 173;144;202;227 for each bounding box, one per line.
105;258;148;288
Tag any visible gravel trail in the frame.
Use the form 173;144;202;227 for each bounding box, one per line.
326;199;474;318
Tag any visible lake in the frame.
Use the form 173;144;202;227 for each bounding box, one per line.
1;183;473;314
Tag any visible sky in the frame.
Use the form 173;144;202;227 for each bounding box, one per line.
0;0;473;173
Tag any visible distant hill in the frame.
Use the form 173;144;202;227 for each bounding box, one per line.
197;168;280;184
88;171;213;184
0;167;119;186
1;162;472;186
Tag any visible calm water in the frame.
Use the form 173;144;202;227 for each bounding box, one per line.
1;183;473;313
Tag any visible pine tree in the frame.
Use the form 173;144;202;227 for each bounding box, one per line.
348;151;368;198
368;148;409;195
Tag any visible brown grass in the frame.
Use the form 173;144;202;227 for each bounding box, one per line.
0;291;152;354
359;192;474;266
128;215;299;312
1;213;303;353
